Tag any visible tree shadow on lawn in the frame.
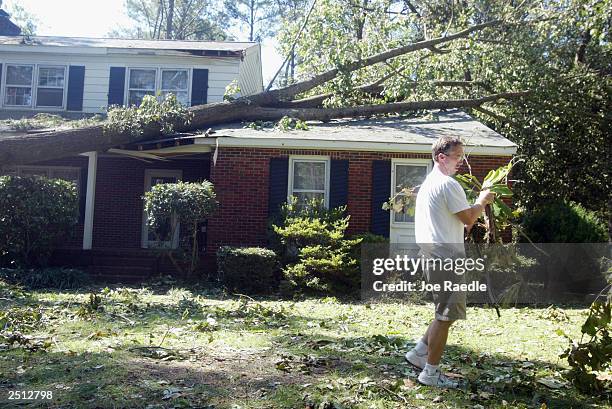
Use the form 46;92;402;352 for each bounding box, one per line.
0;347;313;409
269;331;606;409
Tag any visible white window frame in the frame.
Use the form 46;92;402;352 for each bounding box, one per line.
2;165;81;189
2;63;35;108
287;156;331;208
35;65;67;109
1;63;69;110
390;158;431;226
125;67;191;107
160;68;190;105
126;67;157;107
142;169;183;249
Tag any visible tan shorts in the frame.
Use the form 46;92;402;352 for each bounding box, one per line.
424;262;467;321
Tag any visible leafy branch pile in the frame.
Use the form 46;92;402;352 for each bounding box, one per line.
105;94;193;137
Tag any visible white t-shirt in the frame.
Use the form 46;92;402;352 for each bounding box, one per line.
415;166;470;245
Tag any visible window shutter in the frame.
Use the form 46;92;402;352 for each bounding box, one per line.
268;157;289;218
66;65;85;111
79;166;88;223
0;64;2;90
191;69;209;106
371;160;391;237
329;159;349;209
107;67;126;106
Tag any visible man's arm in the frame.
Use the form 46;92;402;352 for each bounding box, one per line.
455;190;495;230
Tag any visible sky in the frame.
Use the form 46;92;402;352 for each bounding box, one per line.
3;0;283;86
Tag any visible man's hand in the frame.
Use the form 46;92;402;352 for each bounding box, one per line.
477;189;496;206
455;189;495;228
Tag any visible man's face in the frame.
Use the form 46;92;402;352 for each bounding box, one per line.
438;145;465;175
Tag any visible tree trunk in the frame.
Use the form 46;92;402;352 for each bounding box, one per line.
0;19;527;166
166;0;174;39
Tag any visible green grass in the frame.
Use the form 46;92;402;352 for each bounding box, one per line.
0;280;609;408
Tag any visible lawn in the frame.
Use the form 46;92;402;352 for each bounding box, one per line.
0;277;608;409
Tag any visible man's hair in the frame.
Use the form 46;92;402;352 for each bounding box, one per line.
432;136;463;162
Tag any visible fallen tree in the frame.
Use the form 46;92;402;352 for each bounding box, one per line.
0;19;529;166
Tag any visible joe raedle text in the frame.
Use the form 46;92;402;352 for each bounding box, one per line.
372;280;488;293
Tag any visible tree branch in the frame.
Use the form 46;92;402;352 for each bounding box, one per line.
250;19;503;105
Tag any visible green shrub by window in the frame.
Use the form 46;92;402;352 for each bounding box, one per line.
0;267;90;290
0;176;78;267
272;197;362;296
216;246;278;294
143;181;217;277
521;201;608;243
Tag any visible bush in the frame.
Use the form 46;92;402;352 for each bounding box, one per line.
0;176;78;267
217;246;278;294
521;201;608;243
0;267;90;290
143;181;218;276
272;198;362;295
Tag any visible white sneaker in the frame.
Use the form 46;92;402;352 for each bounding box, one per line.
417;368;460;389
404;348;427;369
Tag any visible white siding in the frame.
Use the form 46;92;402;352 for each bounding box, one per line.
237;44;263;96
0;51;243;114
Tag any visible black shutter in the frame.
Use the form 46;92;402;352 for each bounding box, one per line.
329;159;349;209
191;69;209;106
0;65;2;90
268;157;289;218
371;160;391;237
108;67;126;106
66;65;85;111
79;166;88;223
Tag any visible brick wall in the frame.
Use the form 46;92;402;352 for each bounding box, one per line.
205;147;512;268
92;155;210;248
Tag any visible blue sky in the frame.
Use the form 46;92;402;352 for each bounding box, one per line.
3;0;283;85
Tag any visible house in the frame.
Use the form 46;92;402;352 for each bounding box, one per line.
0;34;262;118
0;35;517;281
3;109;515;280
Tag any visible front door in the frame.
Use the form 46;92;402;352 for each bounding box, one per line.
389;159;431;245
142;169;182;248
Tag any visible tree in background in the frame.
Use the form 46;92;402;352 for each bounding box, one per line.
2;0;39;35
276;0;611;226
110;0;230;40
223;0;279;41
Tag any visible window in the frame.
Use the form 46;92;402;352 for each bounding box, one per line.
4;64;34;106
2;64;67;109
127;68;190;106
128;68;156;106
288;157;330;208
142;169;182;249
2;166;80;189
392;163;429;223
36;66;66;107
161;69;189;105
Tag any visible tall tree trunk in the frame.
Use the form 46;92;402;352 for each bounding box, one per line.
166;0;174;39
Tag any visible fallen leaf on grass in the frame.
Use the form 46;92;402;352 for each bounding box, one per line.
537;377;567;389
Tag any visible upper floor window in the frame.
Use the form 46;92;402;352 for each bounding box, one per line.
127;68;189;107
36;66;66;108
4;64;34;107
2;64;66;108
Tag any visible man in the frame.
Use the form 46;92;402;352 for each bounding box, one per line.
405;136;495;388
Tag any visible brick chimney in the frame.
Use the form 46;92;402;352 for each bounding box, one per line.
0;8;22;36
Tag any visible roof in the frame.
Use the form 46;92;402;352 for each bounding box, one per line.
197;109;517;156
0;35;256;56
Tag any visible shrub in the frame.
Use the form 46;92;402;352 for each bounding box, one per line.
0;267;89;290
272;198;362;295
217;246;278;294
521;201;608;243
143;181;218;276
0;176;78;267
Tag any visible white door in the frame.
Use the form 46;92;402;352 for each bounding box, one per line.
142;169;182;248
389;159;431;245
